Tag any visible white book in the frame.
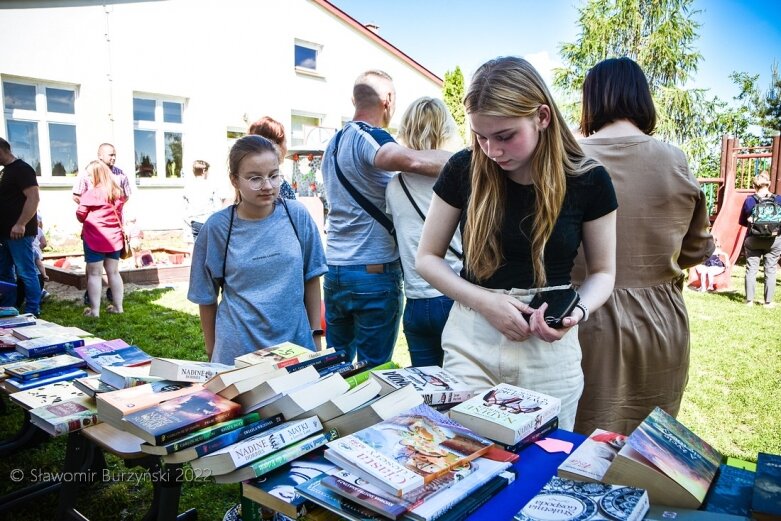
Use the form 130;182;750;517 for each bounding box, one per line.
234;365;320;413
257;374;350;420
10;380;86;409
309;378;382;423
149;358;233;383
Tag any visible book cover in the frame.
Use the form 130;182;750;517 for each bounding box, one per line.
702;464;754;517
96;380;200;424
4;353;86;381
190;416;323;474
752;452;781;521
324;403;494;496
558;429;627;483
320;474;408;519
0;313;36;329
10;380;86;409
502;416;559;452
370;366;476;407
29;395;99;436
11;323;62;340
343;361;399;389
449;383;561;446
5;368;88;392
161;413;284;464
294;472;386;521
72;340;153;373
100;363;162;389
149;357;233;383
234;343;331;369
0;332;21;350
15;335;86;358
73;375;117;397
215;429;339;484
514;476;649;521
603;407;722;508
122;388;241;445
0;349;26;365
241;452;340;520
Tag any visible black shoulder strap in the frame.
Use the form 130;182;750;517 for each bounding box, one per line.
280;197;306;287
398;173;463;260
218;204;236;292
332;126;396;243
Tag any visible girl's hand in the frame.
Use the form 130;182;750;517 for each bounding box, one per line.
477;292;533;342
527;302;584;342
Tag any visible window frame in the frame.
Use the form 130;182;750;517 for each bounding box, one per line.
294;39;324;77
132;94;186;185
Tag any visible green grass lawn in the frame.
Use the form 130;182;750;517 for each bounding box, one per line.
0;264;778;520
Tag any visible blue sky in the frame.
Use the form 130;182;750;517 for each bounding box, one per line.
329;0;780;103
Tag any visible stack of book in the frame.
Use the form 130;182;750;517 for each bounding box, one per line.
369;366;476;411
3;353;88;392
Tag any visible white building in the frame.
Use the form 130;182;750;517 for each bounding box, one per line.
0;0;442;236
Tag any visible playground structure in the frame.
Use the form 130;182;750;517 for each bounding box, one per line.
688;135;780;290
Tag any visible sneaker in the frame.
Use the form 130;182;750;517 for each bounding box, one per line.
41;289;50;300
765;302;777;308
746;300;754;306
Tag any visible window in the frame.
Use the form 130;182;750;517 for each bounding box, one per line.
2;80;79;179
294;40;322;74
290;114;322;147
133;96;184;180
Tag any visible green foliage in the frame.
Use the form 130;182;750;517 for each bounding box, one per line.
731;63;781;137
442;66;467;141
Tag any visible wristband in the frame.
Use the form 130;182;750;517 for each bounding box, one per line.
311;329;324;336
575;302;589;322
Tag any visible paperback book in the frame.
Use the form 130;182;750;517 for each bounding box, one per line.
602;407;722;508
257;373;350;420
15;335;86;358
96;380;200;425
702;464;754;517
558;429;628;483
324;403;494;496
370;366;476;408
149;357;233;383
0;313;36;329
205;363;287;395
141;411;263;456
190;415;323;474
343;361;398;389
751;452;781;521
100;363;163;389
286;351;348;375
4;354;86;381
10;380;86;409
4;368;88;392
72;340;152;373
11;323;63;340
514;476;649;521
0;332;21;350
449;383;561;446
295;474;388;521
0;350;26;365
234;365;320;413
73;375;117;397
234;343;333;369
121;388;241;445
321;383;423;437
503;416;559;452
29;395;99;436
216;367;289;400
309;378;382;423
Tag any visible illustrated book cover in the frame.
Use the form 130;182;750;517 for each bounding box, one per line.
234;343;333;369
149;357;233;383
72;340;152;373
4;353;86;381
558;429;628;483
514;476;649;521
324;402;494;496
29;395;99;436
121;388;241;445
95;380;200;425
751;452;781;521
702;463;754;517
602;407;722;509
449;383;561;446
15;335;86;358
370;366;476;408
10;380;85;409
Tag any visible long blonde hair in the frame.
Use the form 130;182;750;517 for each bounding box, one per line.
86;160;122;202
464;56;596;287
398;97;457;151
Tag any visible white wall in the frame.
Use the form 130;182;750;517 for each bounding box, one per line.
0;0;442;235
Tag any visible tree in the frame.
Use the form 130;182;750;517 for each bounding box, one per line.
443;66;466;142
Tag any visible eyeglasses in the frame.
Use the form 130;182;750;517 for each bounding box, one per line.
240;174;283;190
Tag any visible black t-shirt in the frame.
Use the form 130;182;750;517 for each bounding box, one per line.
433;149;617;289
0;158;39;238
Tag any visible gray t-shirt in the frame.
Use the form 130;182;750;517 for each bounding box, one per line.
187;201;327;365
322;121;398;265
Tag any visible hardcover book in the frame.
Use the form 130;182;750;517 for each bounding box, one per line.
29;395;99;436
702;464;754;517
257;374;350;420
751;452;781;521
160;413;284;464
321;383;424;437
234;343;332;369
15;335;86;358
100;363;163;389
73;375;117;397
370;366;476;408
449;383;561;446
72;340;152;373
602;407;722;509
4;368;88;392
96;380;200;425
558;429;628;483
149;357;233;383
4;353;86;381
324;403;494;496
121;388;241;445
189;415;323;475
10;380;86;409
309;378;382;423
515;476;649;521
215;429;339;484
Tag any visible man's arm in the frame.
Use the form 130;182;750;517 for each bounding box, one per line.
10;186;40;240
374;142;452;178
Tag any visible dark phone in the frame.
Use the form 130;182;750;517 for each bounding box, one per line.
521;287;580;329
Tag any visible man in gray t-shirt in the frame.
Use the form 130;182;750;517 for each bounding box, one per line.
321;70;452;366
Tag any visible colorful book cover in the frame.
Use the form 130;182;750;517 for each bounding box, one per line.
558;429;628;483
4;353;86;380
0;313;36;329
702;464;754;517
29;396;99;436
627;407;722;504
370;366;476;407
72;339;153;373
73;376;117;397
325;403;494;496
0;350;27;365
10;380;86;409
752;452;781;520
449;383;561;446
96;380;199;422
5;368;88;391
122;388;241;444
234;343;329;369
15;335;86;358
343;361;399;389
514;476;649;521
295;473;386;521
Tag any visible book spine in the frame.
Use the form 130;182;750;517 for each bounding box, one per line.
336;360;370;378
420;389;473;407
161;412;264;454
12;362;86;381
274;350;330;369
431;473;512;521
343;361;399;389
175;366;220;383
317;361;358;378
286;352;347;374
17;343;68;358
512;404;560;442
502;416;559;452
246;430;338;478
220;416;323;467
53;412;99;436
322;476;407;518
8;369;88;391
191;414;285;458
156;408;238;445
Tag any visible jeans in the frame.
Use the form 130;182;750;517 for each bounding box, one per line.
744;235;781;303
403;295;455;367
324;261;403;367
0;236;41;315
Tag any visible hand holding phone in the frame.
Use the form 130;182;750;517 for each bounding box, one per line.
521;287;580;329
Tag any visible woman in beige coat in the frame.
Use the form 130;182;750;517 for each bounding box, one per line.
573;57;713;435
